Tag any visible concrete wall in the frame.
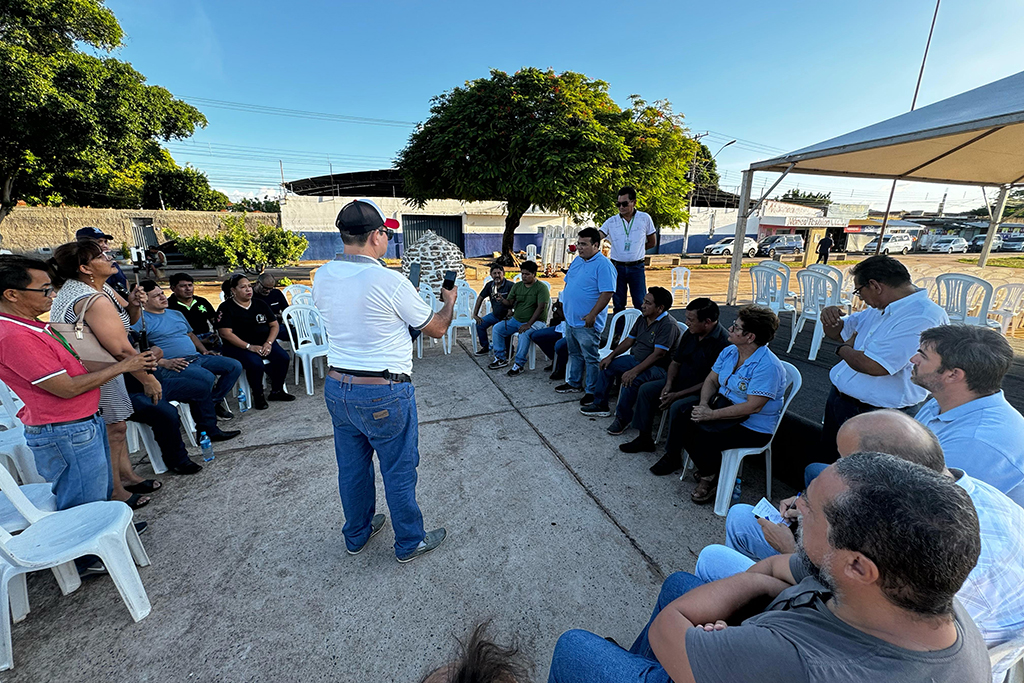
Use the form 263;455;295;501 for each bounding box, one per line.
0;206;280;255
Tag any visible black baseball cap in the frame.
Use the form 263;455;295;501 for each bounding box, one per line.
76;226;113;241
335;199;400;234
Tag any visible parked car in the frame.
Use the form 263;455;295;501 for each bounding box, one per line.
862;233;913;255
757;234;804;257
1001;235;1024;252
968;234;1002;252
928;236;969;254
704;236;758;258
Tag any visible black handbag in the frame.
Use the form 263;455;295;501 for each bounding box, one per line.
696;393;747;433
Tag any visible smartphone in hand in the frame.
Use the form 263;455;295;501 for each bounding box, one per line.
441;270;457;290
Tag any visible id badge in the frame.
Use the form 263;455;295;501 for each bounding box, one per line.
624;240;631;252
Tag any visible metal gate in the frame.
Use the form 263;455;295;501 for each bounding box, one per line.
401;215;463;252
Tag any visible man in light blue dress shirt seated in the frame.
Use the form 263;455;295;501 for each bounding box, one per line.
911;324;1024;507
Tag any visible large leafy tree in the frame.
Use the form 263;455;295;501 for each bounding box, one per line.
398;68;695;260
141;166;229;212
0;0;207;224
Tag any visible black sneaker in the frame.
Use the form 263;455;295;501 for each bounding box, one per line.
507;364;524;377
254;395;269;410
580;393;595;406
555;383;582;394
134;521;148;535
619;435;656;453
650;453;683;476
549;371;565;381
475;348;491;356
215;403;234;420
488;358;509;370
606;418;628;435
580;403;611;417
268;391;296;402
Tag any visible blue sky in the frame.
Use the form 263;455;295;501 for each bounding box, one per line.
107;0;1023;212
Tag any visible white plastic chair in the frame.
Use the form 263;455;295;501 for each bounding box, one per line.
990;633;1024;683
749;266;795;316
282;284;311;303
509;281;552;369
935;273;995;327
757;260;798;307
914;275;938;301
988;283;1024;336
526;244;538;262
283;305;329;395
681;361;802;517
291;291;314;307
234;358;285;411
447;283;479;353
807;264;847;308
788;270;838;361
170;400;198;449
670;267;691;306
598;308;642;360
0;381;43;485
125;421;167;475
416;285;445;358
0;464;151;670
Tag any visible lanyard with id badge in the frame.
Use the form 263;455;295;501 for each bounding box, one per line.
621;214;635;253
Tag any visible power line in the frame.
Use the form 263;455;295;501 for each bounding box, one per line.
180;96;418;129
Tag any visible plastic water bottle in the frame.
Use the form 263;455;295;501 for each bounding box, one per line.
200;432;215;463
732;477;742;502
237;388;248;413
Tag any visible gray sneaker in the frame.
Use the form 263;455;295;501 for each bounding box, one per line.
606;418;628;435
397;528;447;563
347;514;387;555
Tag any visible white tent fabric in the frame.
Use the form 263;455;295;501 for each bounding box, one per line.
749;70;1024;186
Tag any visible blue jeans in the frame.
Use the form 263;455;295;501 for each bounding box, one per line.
548;571;705;683
695;544;756;583
512;321;547;366
475;312;502;352
491;318;527;362
324;378;425;557
613;262;647;313
222;341;289;395
24;414;112;510
593;356;667;422
156;354;242;432
564;325;601;393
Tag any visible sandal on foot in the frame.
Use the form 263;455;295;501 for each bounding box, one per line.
691;476;718;504
125;479;161;494
125;493;151;510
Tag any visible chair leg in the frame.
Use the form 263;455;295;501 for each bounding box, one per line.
303;356;314;396
656;412;667;444
787;311;803;353
808;319;824;361
8;573;27;623
529;342;536;370
96;537;151;622
765;446;773;501
174;403;198;449
125;521;151;567
50;561;81;596
0;574;14;671
416;334;422;359
714;451;743;517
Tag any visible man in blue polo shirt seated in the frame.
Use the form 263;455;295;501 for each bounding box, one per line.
555;227;617;406
133;280;242;442
581;287;681;436
911;324;1024;506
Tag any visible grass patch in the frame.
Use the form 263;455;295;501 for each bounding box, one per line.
957;256;1024;268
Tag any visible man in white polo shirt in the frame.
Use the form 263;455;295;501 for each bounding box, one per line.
818;254;948;461
599;186;656;313
313;199;456;563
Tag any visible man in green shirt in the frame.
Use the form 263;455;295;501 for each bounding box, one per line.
487;260;550;374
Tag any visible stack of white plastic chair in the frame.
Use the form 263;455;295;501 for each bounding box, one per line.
416;284;445;358
681;361;802;516
597;308;642;360
526;244;538;262
0;464;151;670
0;381;42;485
808;264;850;309
283;305;330;395
282;284;311;304
447;283;478;353
757;260;798;308
510;280;552;369
670;267;691;306
935;273;995;327
787;270;838;361
988;283;1024;336
749;265;795;316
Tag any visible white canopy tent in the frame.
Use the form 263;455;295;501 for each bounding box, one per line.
726;70;1024;304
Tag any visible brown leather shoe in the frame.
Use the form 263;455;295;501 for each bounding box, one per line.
691;475;718;504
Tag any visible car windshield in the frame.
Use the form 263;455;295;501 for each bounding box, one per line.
718;239;734;244
1005;236;1024;242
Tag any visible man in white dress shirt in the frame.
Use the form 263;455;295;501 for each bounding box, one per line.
912;324;1024;507
313;199;456;563
818;254;948;461
599;186;656;313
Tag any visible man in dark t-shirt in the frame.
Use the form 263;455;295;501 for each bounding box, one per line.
168;272;219;340
472;263;515;356
253;273;290;324
549;454;990;683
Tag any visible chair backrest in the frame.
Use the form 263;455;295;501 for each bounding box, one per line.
749;266;784;308
935;273;994;325
771;361;803;440
283;305;325;349
808;263;843;290
419;283;441;311
291;291;314;307
0;378;24;431
452;283;477;323
526;244;538;261
605;308;642;343
796;269;837;315
758;260;791;277
670;267;690;289
282;284;312;303
993;283;1024;313
914;275;938;300
0;459;47;537
219;290;225;302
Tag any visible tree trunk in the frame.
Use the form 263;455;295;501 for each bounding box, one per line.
0;173;15;229
500;199;530;265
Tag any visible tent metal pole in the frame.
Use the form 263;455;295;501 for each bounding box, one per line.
978;185;1009;268
727;170;755;305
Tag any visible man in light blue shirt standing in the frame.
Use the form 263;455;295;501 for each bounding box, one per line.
912;324;1024;506
555;227;617;405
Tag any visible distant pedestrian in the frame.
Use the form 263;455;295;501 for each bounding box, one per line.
599;186;656;312
816;234;834;264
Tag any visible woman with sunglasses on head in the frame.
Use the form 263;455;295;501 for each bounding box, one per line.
49;240;162;509
216;274;294;410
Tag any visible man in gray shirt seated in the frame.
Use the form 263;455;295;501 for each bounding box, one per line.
548;453;989;683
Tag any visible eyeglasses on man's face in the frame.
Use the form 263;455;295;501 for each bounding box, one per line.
16;285;55;297
852;283;868;298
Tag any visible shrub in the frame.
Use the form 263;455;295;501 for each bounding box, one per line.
166;214;308;272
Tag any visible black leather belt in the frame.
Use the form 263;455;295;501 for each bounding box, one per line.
328;367;411;383
35;413;99;428
612;259;645;267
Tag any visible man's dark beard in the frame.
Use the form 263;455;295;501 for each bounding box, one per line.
796;547;835;592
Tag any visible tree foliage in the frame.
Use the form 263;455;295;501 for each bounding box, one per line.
690;142;722;191
141;166;229;212
398;68;695;260
229;196;280;213
0;0;207;223
779;189;832;207
166;215;308;273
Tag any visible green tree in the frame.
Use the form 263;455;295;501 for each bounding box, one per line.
0;0;207;224
141;166;229;211
230;196;281;213
166;215;307;272
398;68;695;261
690;142;722;192
779;189;832;207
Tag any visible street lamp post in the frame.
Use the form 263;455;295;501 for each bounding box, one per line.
682;138;735;256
